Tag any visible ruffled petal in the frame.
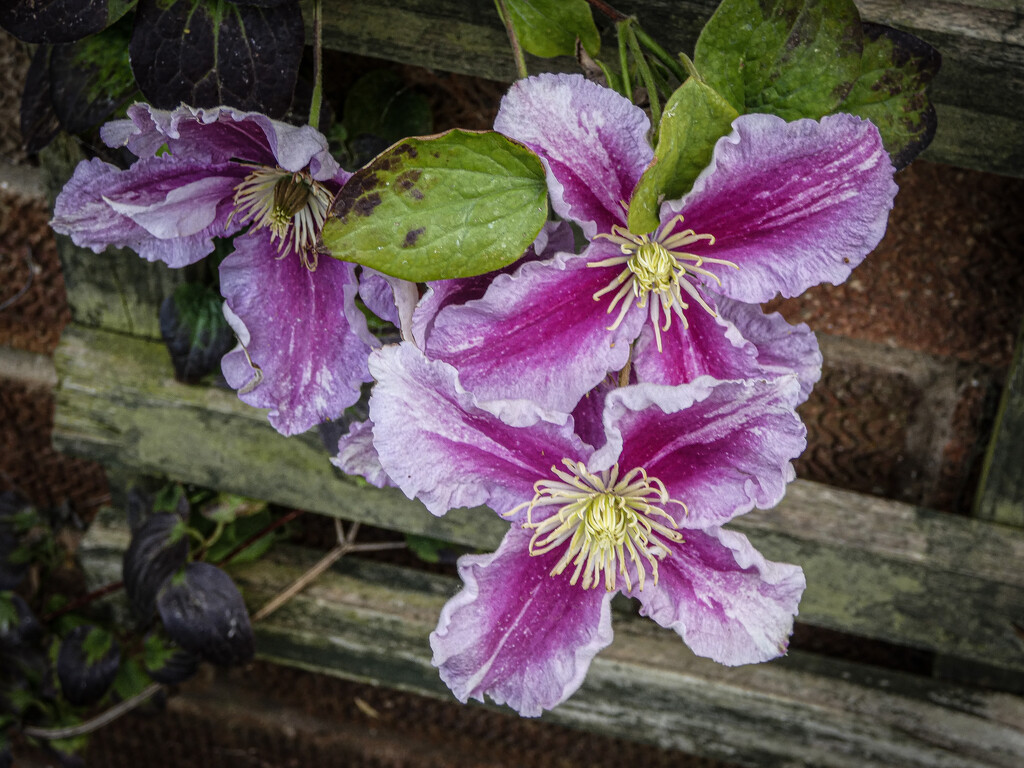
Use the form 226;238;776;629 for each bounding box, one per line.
219;234;374;436
664;113;897;303
331;419;395;488
717;297;821;404
412;220;576;349
51;156;245;267
495;73;652;238
425;247;645;414
357;268;416;330
592;378;805;527
367;343;587;519
631;292;759;386
431;526;614;717
104;103;342;181
631;527;804;665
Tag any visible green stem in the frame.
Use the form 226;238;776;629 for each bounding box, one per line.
495;0;529;80
308;0;323;129
625;22;661;129
617;20;633;103
633;26;688;83
677;52;703;82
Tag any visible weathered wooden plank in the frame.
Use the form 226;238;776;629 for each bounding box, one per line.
52;324;1024;675
39;135;187;340
79;511;1024;768
304;0;1024;177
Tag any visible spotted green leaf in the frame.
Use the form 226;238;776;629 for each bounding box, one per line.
628;77;739;235
321;130;548;282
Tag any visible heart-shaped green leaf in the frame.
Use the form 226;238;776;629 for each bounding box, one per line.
321;130;548;282
695;0;863;121
627;77;738;234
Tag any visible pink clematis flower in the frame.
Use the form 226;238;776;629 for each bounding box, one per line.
417;73;895;413
52;104;388;436
369;342;808;716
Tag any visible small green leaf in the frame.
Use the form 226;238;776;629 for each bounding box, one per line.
203;507;275;564
695;0;863;120
836;23;940;169
321;131;548;282
627;77;738;234
505;0;601;58
111;657;150;700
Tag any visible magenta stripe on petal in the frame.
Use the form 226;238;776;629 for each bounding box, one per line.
594;378;805;527
495;74;652;238
431;526;614;717
368;343;588;519
665;113;897;303
219;234;374;436
425;249;644;415
632;527;805;665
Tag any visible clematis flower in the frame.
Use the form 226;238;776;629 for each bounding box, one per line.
368;342;807;716
417;73;895;413
51;104;383;436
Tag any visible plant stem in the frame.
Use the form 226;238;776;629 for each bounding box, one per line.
625;22;661;128
633;26;688;82
586;0;628;23
494;0;529;79
308;0;324;129
216;507;305;566
23;683;163;740
617;20;633;102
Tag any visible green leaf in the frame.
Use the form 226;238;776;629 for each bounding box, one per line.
203;507;276;564
836;23;940;169
505;0;601;58
627;77;738;234
694;0;863;120
198;494;266;526
130;0;304;118
0;0;135;43
321;131;549;282
111;657;150;700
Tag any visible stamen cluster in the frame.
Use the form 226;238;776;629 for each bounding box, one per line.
508;459;686;592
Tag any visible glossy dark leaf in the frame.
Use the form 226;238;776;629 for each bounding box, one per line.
157;562;254;666
49;18;138;136
123;513;189;620
57;624;121;706
343;70;433;158
20;45;61;155
836;23;941;170
159;283;235;384
0;0;134;43
143;631;199;684
130;0;304;118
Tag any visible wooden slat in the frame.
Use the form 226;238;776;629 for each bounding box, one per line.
79;510;1024;768
53;324;1024;676
975;314;1024;526
304;0;1024;178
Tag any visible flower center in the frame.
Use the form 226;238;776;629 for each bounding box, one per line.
590;214;738;352
231;167;332;270
507;459;686;593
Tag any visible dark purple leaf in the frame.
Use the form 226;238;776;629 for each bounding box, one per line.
56;624;121;706
0;0;134;43
130;0;304;118
143;632;199;684
20;45;61;155
123;513;189;620
159;283;235;384
157;562;254;666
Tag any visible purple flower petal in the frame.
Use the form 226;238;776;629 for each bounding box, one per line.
592;378;805;527
219;233;374;436
358;268;417;329
717;297;821;404
367;343;588;519
631;527;805;665
431;526;614;717
495;74;652;238
331;419;394;488
664;113;897;303
104;104;341;181
424;248;644;414
51;156;246;267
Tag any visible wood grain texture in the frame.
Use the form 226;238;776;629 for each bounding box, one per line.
53;324;1024;676
79;510;1024;768
303;0;1024;177
975;315;1024;525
